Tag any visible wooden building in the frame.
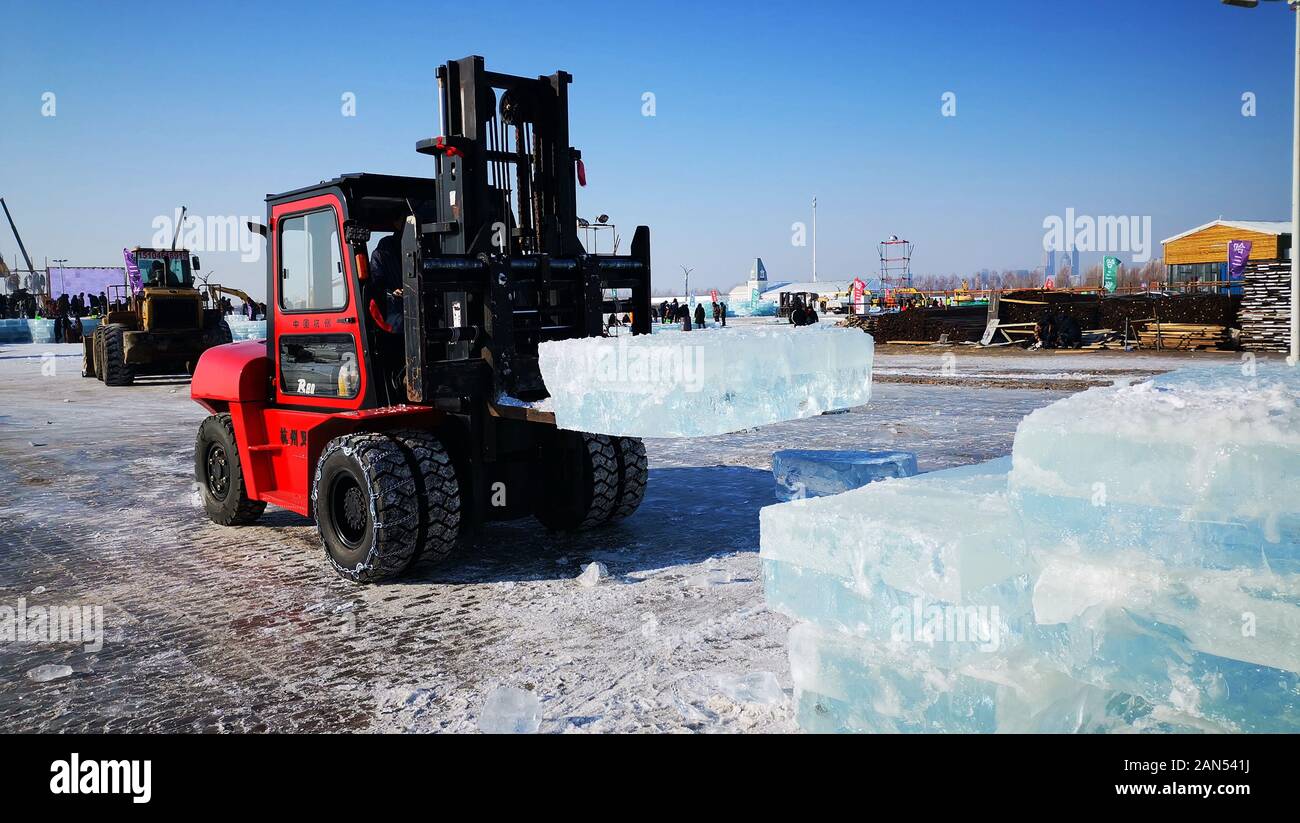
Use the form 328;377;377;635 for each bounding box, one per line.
1161;220;1291;290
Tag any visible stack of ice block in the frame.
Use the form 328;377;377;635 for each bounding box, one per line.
0;318;56;343
763;364;1300;733
26;319;55;343
225;319;266;341
0;318;30;343
538;326;873;438
772;449;917;501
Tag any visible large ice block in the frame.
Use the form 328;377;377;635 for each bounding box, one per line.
761;458;1034;665
1031;605;1300;733
1033;552;1300;675
1008;364;1300;573
537;326;873;438
772;449;917;501
788;622;1222;733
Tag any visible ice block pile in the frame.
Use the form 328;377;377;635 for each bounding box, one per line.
772;448;917;501
225;319;266;341
761;364;1300;733
538;326;873;438
0;318;55;344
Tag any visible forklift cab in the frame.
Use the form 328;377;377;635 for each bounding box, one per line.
264;175;437;413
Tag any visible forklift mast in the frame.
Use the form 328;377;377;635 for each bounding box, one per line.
402;55;651;405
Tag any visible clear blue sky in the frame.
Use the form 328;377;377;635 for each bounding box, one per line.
1;0;1296;297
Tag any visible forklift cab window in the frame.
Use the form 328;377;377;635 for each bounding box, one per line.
279;210;345;311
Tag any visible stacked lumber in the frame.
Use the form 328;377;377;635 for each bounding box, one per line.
1137;322;1232;351
1240;262;1292;352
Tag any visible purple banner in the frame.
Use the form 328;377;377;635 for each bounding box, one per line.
47;267;127;299
1227;239;1253;281
123;248;142;292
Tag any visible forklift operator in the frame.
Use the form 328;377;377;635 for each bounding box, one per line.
369;218;405;333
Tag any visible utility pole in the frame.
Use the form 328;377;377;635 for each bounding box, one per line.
681;264;693;302
812;197;818;283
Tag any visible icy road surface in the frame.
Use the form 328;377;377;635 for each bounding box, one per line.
0;336;1247;732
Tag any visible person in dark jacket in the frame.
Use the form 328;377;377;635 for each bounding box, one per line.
719;302;727;327
678;303;692;331
694;303;706;329
1036;312;1057;349
1054;314;1082;349
369;219;406;333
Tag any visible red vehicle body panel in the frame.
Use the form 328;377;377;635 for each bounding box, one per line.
191;340;270;407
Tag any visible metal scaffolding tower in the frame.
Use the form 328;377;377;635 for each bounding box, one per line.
878;235;914;291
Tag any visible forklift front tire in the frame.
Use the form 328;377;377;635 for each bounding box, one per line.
391;430;462;568
608;437;648;523
195;413;266;526
313;433;422;584
534;432;620;532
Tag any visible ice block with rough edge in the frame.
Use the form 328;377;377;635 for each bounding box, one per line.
537;325;873;438
1007;363;1300;573
761;458;1027;606
1029;606;1300;733
787;622;1225;734
1032;551;1300;675
771;448;918;501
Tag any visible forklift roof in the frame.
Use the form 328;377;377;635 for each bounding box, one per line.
266;173;436;206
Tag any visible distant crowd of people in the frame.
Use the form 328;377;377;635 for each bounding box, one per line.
0;286;265;344
649;298;728;331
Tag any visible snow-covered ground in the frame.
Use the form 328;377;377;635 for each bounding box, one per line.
0;336;1225;733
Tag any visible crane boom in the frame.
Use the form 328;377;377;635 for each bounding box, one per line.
0;197;35;272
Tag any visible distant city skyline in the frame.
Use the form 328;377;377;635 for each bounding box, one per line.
2;0;1296;299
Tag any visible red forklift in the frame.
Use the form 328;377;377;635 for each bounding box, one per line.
191;56;652;582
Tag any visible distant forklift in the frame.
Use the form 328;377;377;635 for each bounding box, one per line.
84;248;234;385
190;56;653;582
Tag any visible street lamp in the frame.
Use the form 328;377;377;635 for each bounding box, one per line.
1223;0;1300;366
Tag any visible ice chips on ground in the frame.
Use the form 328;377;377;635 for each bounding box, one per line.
537;326;873;438
771;449;917;501
1008;363;1300;573
478;686;541;734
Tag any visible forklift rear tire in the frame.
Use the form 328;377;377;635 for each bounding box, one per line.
313;433;422;583
390;430;462;567
100;323;134;386
534;432;620;531
195;413;266;526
